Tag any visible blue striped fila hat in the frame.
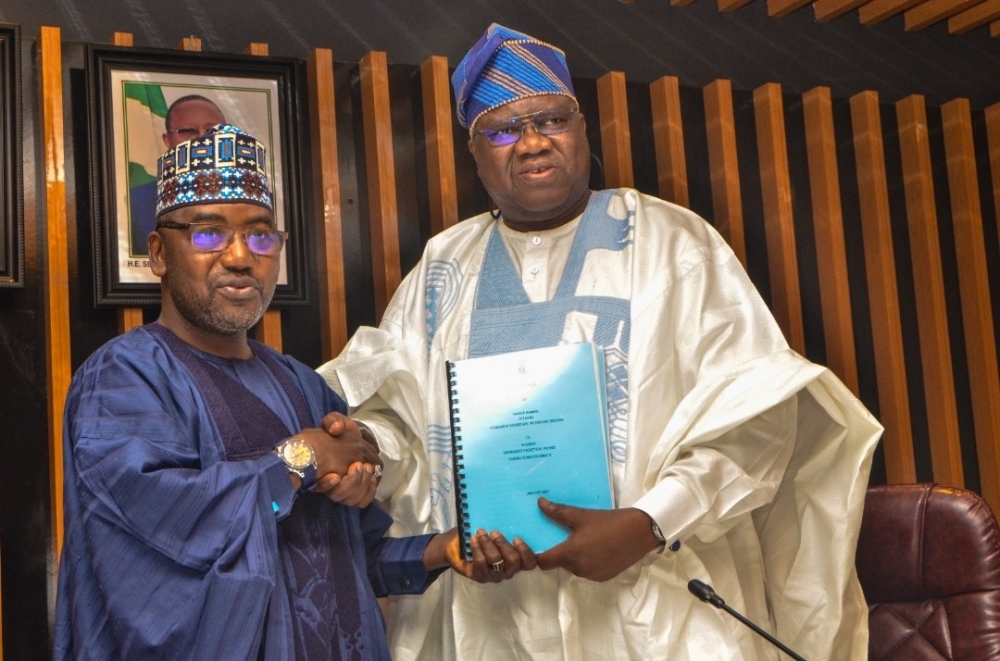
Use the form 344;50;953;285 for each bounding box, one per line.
452;24;576;133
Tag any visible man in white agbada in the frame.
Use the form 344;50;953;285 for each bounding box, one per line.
320;23;882;660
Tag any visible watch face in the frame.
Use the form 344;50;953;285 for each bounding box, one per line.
280;438;315;470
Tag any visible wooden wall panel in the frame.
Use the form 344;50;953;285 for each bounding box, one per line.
704;79;747;266
420;56;459;236
359;51;402;321
895;95;964;489
40;25;70;557
802;87;859;395
112;32;144;335
308;48;348;361
753;83;805;354
850;90;916;484
596;71;634;189
986;102;1000;248
244;42;282;352
941;98;1000;511
650;76;689;207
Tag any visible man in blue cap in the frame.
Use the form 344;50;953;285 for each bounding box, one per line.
323;25;881;660
55;124;504;660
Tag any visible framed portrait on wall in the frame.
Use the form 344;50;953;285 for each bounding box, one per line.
0;23;23;288
86;45;308;306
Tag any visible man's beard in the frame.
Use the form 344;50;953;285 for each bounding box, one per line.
168;272;274;336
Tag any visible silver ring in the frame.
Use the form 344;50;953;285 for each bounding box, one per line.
489;560;505;573
373;465;383;478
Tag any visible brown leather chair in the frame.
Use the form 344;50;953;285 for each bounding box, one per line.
856;483;1000;660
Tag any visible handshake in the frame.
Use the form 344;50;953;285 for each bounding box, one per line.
278;411;384;507
278;413;540;584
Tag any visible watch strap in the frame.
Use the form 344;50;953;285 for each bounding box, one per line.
298;462;317;493
651;520;667;544
275;439;318;493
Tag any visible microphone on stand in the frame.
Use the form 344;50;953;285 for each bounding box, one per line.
687;579;808;661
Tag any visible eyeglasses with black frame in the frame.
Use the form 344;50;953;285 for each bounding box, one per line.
156;221;288;257
474;107;580;147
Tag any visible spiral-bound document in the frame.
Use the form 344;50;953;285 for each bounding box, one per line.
446;342;615;559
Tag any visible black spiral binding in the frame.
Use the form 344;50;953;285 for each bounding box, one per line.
446;360;472;560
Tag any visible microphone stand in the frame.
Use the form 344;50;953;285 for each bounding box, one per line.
688;579;807;661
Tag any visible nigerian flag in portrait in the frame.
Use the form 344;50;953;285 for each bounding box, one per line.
123;82;168;257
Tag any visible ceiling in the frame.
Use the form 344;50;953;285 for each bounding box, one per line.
1;0;999;107
648;0;1000;34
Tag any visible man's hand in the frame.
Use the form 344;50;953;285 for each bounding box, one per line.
535;498;662;582
425;528;538;583
313;462;378;507
295;412;383;507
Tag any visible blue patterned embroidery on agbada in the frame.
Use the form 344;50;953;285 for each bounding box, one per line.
468;189;632;464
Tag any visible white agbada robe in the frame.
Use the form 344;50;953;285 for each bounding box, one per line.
320;188;882;660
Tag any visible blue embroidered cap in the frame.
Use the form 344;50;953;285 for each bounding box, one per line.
156;123;273;217
452;23;576;133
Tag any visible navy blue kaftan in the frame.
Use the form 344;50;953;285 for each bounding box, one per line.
55;324;438;660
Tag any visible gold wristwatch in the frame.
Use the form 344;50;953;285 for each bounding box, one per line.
274;437;318;492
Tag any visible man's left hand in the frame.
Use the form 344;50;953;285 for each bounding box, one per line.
425;528;538;583
314;461;378;506
535;498;662;582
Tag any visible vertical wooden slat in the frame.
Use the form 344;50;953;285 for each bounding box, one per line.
111;31;133;47
360;51;401;321
769;0;814;16
650;76;689;207
850;90;916;484
178;36;202;51
802;87;859;395
238;41;282;352
813;0;869;20
986;103;1000;247
703;79;747;266
307;48;348;361
117;308;144;334
859;0;924;24
420;55;459;235
941;98;1000;511
253;306;283;349
895;95;964;488
596;71;634;189
111;32;145;334
41;25;70;557
948;0;1000;34
904;0;987;30
753;83;805;354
